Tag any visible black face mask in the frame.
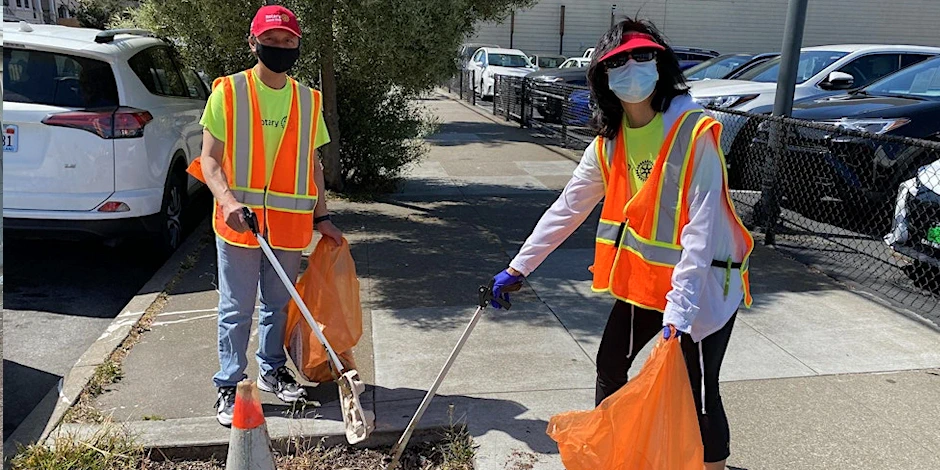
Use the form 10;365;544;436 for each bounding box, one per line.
255;42;300;74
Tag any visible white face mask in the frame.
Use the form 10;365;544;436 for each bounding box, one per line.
607;59;659;103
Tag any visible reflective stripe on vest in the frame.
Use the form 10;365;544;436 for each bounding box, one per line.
209;70;321;251
596;219;620;245
594;110;703;249
228;72;317;213
590;108;754;311
620;227;683;266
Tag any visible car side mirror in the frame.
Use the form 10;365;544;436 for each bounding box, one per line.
822;71;855;90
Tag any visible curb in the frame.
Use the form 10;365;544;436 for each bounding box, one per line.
2;218;213;461
51;402;452;462
435;88;584;164
53;420;447;462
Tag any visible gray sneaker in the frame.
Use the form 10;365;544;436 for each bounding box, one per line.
257;366;307;403
215;386;236;427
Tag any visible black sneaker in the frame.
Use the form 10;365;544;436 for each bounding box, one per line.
215;386;236;427
257;366;307;403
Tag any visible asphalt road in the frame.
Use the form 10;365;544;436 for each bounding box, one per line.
2;194;211;441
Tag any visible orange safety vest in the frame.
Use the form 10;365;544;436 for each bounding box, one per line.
188;70;321;251
590;110;754;312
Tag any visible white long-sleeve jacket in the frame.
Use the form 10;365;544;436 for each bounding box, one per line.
508;95;750;342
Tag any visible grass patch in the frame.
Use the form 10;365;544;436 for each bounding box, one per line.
64;230;214;424
10;424;143;470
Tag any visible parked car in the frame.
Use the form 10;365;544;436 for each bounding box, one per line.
567;52;779;127
530;54;566;69
466;47;537;99
725;53;780;80
748;56;940;215
885;158;940;273
559;57;591;69
684;54;760;81
566;89;593;126
692;45;940;187
673;46;721;70
525;65;589;123
459;42;499;69
3;23;209;254
583;45;717;69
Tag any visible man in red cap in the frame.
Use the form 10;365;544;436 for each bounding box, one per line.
193;4;343;426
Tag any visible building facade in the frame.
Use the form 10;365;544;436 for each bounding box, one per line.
4;0;78;25
470;0;940;58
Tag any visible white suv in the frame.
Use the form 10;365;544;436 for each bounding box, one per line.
2;23;208;254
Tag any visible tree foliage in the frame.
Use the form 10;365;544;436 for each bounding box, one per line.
118;0;533;194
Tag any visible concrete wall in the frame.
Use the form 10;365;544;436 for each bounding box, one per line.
470;0;940;57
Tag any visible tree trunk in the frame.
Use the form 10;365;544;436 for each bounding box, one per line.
319;3;344;191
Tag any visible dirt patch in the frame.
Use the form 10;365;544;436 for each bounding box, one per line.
141;442;460;470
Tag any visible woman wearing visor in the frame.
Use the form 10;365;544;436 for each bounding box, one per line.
488;19;754;468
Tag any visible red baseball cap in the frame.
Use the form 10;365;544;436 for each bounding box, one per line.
598;32;665;63
250;5;301;38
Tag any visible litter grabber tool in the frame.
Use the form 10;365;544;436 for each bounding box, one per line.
241;208;375;445
386;279;522;470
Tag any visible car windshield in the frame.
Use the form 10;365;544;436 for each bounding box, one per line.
537;57;564;68
3;48;119;107
736;51;848;84
684;55;754;80
489;54;532;68
863;57;940;98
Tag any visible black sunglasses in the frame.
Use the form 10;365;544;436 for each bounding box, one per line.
604;50;658;69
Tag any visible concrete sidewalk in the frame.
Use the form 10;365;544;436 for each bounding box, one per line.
59;92;940;469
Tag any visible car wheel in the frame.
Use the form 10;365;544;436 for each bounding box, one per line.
153;167;187;256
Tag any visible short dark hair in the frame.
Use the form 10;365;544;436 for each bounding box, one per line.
587;18;690;139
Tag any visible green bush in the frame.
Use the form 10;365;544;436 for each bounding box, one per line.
114;0;533;195
338;79;435;196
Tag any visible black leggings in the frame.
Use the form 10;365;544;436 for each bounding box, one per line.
595;301;736;463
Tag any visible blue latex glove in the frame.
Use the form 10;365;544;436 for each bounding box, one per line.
491;269;523;309
663;325;683;340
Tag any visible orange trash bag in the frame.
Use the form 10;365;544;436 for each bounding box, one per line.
285;237;363;383
546;337;704;470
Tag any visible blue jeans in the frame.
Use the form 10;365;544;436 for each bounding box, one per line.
213;236;303;388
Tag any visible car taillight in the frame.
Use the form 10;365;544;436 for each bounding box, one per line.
98;202;130;212
42;107;153;139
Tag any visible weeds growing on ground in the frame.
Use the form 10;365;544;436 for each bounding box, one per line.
10;423;143;470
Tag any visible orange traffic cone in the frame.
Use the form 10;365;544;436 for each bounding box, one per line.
225;380;276;470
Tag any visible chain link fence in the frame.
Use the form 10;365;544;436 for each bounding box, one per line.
443;74;940;323
714;109;940;321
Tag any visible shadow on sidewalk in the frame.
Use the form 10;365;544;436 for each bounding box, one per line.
339;191;844;335
254;383;558;455
428;120;555;149
373;386;559;456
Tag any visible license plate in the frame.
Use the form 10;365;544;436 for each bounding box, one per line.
3;125;18;153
